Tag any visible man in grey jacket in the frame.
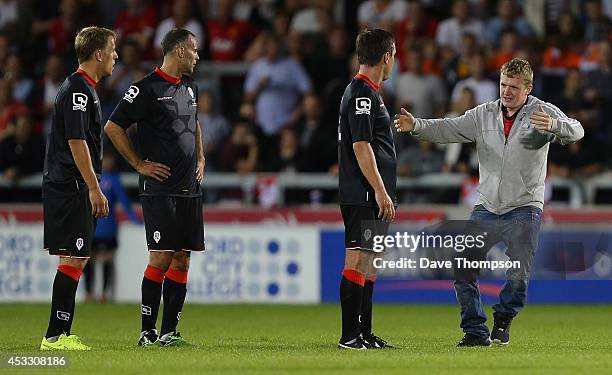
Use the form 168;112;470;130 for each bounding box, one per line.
395;58;584;347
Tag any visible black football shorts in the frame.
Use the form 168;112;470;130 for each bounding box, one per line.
141;195;205;251
340;205;390;252
44;188;96;258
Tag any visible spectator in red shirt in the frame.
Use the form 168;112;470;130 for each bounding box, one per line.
114;0;158;60
541;16;583;99
395;0;438;71
488;28;520;74
46;0;82;56
424;39;443;74
207;0;259;62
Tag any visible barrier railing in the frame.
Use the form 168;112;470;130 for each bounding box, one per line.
0;172;590;206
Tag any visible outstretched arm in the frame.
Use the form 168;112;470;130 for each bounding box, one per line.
394;108;477;144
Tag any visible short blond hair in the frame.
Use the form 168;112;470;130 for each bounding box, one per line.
501;58;533;87
74;26;116;64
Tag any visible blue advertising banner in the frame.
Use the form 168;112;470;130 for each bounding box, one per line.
320;229;612;303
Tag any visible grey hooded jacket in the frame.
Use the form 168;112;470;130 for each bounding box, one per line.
411;95;584;214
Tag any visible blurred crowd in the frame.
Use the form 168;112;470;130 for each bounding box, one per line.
0;0;611;204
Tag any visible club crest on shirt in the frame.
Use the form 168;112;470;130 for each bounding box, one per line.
153;231;161;243
72;93;88;111
123;85;140;103
355;97;371;115
188;87;197;107
76;237;84;250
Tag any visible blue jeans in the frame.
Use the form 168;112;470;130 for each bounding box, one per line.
454;205;542;337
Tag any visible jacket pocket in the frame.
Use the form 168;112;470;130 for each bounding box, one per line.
519;169;537;195
502;169;531;205
476;172;498;204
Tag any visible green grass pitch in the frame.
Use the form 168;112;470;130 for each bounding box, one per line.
1;304;611;374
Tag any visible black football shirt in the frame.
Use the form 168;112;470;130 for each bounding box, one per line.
338;74;397;207
109;67;201;197
43;69;102;198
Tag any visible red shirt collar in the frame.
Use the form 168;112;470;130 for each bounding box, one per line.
76;68;97;88
155;67;181;84
354;73;379;92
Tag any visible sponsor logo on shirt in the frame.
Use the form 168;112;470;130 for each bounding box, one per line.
355;97;371;115
123;85;140;103
157;96;173;101
72;93;88;111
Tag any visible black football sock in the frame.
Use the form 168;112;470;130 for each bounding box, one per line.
46;265;82;339
160;268;188;336
360;279;375;336
83;261;94;295
340;269;364;343
141;265;164;332
102;260;113;296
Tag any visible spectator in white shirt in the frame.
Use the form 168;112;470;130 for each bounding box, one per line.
39;55;65;137
396;47;447;119
451;53;497;106
198;90;230;171
358;0;407;31
436;0;483;52
244;34;312;136
154;0;204;58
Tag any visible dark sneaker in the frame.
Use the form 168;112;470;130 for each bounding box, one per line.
457;333;492;347
137;329;158;347
362;333;396;349
490;316;512;345
338;336;367;350
156;332;193;347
